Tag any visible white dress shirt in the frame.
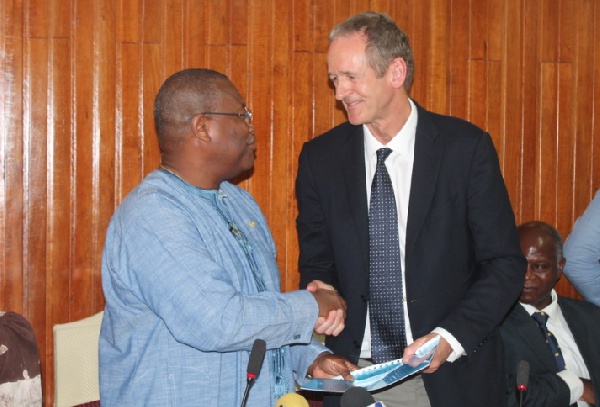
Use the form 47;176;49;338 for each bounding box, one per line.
360;99;463;362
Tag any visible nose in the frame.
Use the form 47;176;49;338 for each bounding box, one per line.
524;266;535;280
334;78;351;101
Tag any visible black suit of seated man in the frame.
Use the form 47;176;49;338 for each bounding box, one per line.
500;221;600;407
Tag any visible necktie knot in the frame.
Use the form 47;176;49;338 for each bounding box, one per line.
532;311;548;326
376;148;393;165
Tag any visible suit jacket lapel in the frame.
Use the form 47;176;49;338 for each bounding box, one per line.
558;298;593;370
340;125;370;266
405;104;443;257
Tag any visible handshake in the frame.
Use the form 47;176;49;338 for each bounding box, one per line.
306;280;347;337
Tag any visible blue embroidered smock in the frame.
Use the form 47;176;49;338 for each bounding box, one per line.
99;170;326;406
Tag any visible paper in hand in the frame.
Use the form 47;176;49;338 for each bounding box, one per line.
301;336;439;393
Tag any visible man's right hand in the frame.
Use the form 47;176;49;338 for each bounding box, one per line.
309;282;346;336
580;378;595;405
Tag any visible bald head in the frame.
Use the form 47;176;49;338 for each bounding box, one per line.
517;221;564;263
154;69;230;151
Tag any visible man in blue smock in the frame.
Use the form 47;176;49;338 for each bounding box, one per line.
99;68;356;407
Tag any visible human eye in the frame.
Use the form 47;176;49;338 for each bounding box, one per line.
533;263;550;272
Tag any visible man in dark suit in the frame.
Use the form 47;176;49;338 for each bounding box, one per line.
296;11;526;407
500;221;599;406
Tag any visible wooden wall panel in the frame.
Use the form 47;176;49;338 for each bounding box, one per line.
520;0;540;223
1;2;25;315
2;0;600;404
162;0;184;75
573;0;595;218
271;0;293;290
47;35;72;336
93;0;116;320
448;0;468;120
538;64;558;223
557;64;575;230
503;0;522;210
23;36;49;364
594;2;600;195
287;51;311;293
142;43;162;175
407;0;430;106
426;0;448;115
72;0;96;323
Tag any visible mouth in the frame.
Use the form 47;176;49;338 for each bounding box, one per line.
521;286;537;293
343;99;363;111
246;136;256;148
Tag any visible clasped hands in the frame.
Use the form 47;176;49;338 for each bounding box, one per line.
305;281;454;379
306;280;358;379
307;280;346;337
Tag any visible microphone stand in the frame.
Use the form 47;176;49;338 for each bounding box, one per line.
518;390;524;407
240;376;256;407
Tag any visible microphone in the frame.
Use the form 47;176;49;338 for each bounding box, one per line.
516;360;530;407
240;339;267;407
340;386;386;407
275;392;309;407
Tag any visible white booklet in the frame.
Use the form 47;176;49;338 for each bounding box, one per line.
301;336;439;393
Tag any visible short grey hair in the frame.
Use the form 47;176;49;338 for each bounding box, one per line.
329;11;414;91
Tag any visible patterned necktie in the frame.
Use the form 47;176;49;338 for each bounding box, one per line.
531;311;566;371
369;148;407;364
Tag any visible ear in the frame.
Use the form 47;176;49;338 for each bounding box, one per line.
190;114;211;142
389;57;407;90
556;257;566;281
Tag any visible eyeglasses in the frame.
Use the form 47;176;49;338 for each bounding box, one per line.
200;106;253;126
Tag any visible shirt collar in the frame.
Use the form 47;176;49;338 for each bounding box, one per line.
364;98;417;158
520;289;559;318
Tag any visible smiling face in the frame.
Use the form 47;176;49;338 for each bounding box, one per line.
327;32;411;142
518;225;565;310
327;33;398;126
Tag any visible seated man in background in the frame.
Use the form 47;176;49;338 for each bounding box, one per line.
99;68;356;407
563;189;600;306
0;311;42;406
500;221;600;406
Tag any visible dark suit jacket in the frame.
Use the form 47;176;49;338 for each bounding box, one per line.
296;103;526;407
500;297;600;407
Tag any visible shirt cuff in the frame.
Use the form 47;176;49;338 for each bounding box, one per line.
557;370;584;405
431;327;465;363
283;290;320;344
